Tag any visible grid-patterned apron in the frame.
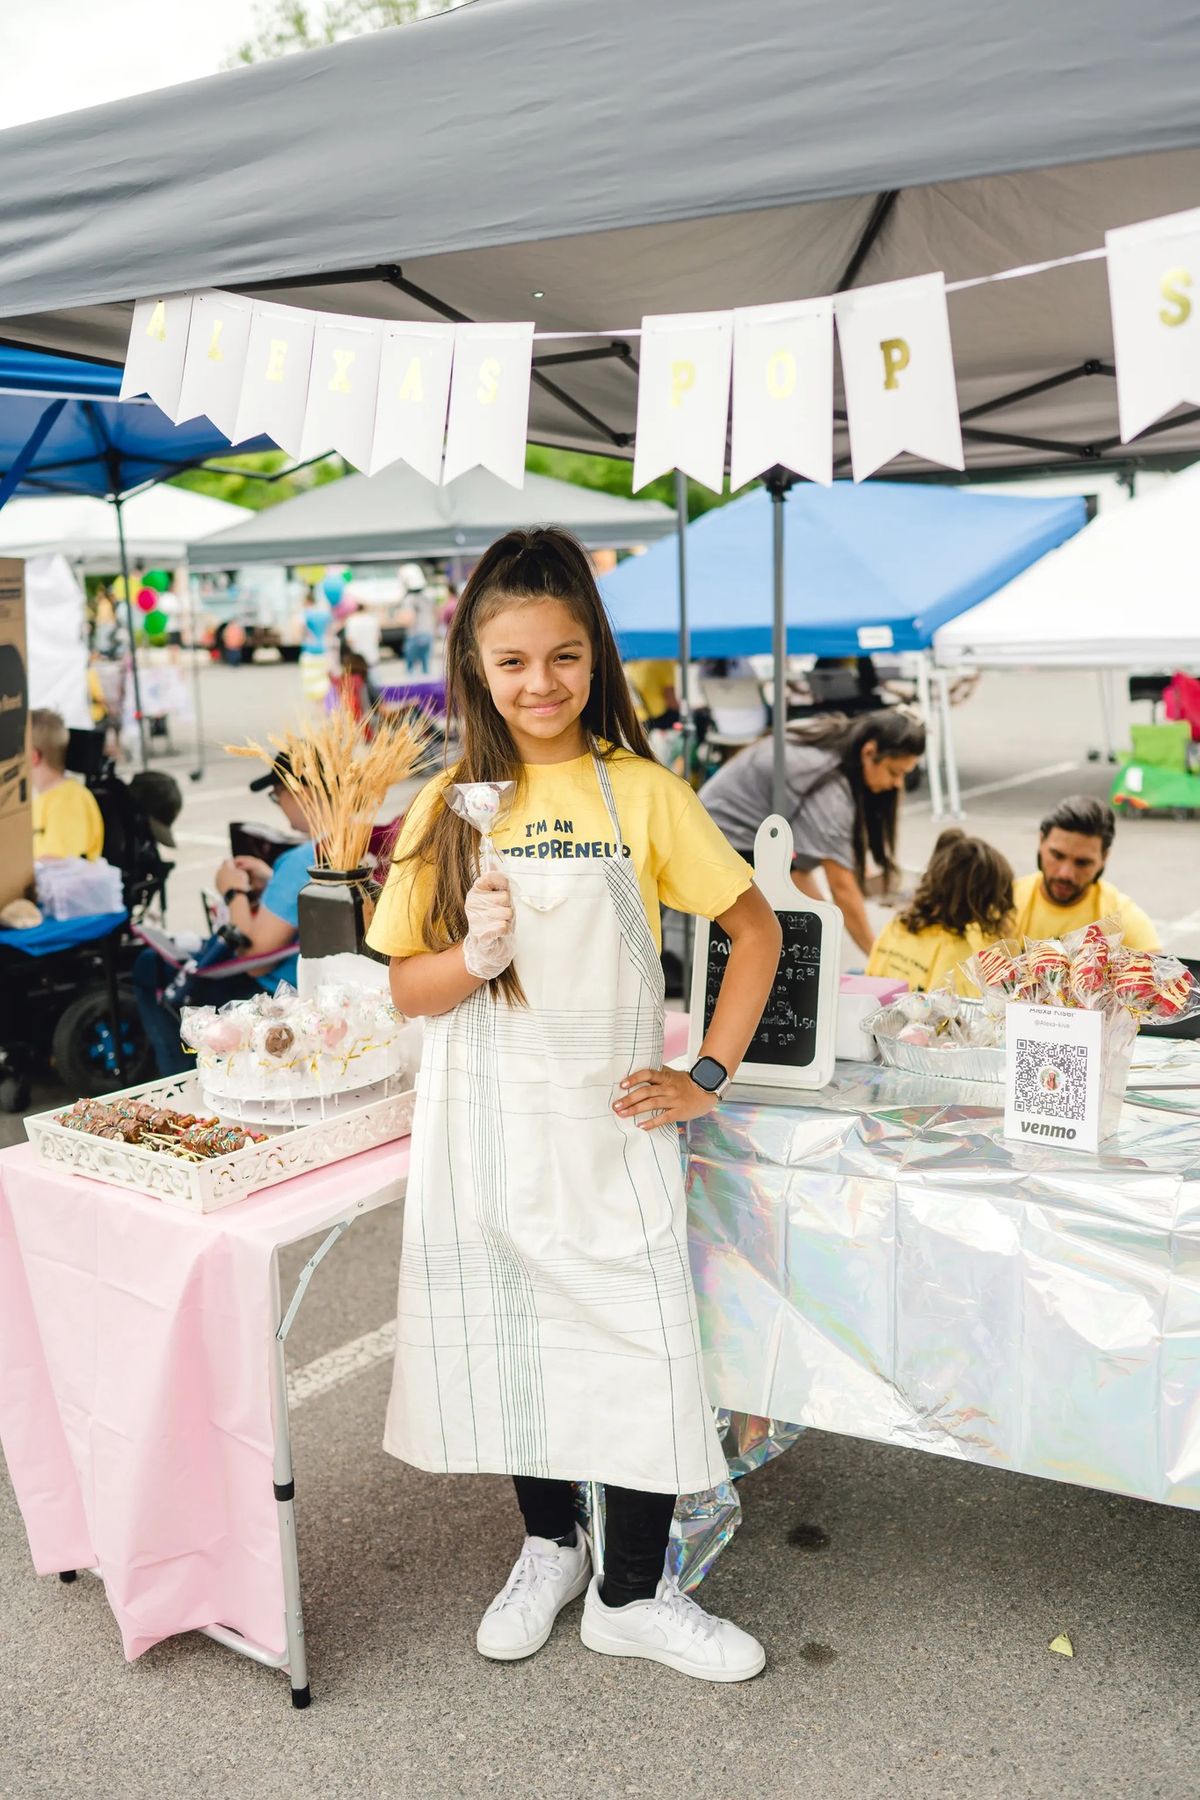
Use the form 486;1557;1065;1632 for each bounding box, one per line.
383;756;725;1497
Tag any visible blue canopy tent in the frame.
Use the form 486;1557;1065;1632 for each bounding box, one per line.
0;346;271;766
601;479;1087;812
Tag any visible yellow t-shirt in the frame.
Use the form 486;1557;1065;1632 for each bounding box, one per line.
32;777;105;861
866;916;995;996
626;660;677;722
367;748;753;959
1011;873;1159;951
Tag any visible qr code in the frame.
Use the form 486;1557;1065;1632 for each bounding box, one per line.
1012;1037;1090;1120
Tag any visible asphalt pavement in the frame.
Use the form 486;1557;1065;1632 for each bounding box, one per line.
3;653;1199;1800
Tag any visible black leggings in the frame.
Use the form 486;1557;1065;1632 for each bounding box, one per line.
513;1475;676;1608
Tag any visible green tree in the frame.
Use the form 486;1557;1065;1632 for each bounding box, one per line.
224;0;460;64
525;446;753;522
172;450;348;511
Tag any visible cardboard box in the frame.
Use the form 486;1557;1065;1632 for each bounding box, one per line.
0;559;33;909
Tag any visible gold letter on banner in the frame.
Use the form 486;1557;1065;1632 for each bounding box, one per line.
880;338;910;390
207;319;224;362
146;301;168;342
477;358;501;406
329;348;355;393
766;349;796;400
398;357;425;404
1160;268;1193;328
670;360;696;407
265;339;289;383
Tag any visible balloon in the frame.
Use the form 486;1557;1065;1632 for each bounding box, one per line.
136;587;156;612
144;609;168;636
111;575;128;600
321;574;345;605
295;564;326;584
145;569;172;593
342;568;354;582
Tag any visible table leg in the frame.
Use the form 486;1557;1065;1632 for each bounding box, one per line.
268;1219;356;1710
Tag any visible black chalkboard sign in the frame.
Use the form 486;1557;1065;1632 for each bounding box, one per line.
687;814;842;1090
702;914;823;1069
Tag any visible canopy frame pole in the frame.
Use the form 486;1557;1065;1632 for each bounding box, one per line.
935;666;963;818
915;652;945;819
112;488;150;770
764;467;795;817
1096;669;1116;763
180;562;207;783
0;399;67;515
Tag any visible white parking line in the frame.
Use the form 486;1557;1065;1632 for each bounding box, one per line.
288;1319;396;1407
908;758;1081;814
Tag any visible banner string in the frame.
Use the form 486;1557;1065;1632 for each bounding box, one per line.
529;244;1112;340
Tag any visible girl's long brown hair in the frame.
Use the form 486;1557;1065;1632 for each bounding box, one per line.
400;527;654;1003
899;827;1015;937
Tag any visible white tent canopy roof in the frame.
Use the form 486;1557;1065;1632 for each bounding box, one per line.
0;486;250;570
187;463;676;568
934;464;1200;668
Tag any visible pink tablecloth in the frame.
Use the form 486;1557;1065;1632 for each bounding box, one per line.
0;1140;407;1661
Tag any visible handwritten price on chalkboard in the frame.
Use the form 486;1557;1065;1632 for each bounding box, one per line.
703;914;824;1071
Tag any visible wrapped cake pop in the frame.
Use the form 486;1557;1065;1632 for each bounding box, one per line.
1064;918;1116;1009
1023;938;1070;1003
448;781;516;874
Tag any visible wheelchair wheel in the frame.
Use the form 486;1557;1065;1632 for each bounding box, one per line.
52;985;154;1097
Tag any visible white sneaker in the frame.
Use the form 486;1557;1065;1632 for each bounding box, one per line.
476;1529;592;1662
580;1575;765;1682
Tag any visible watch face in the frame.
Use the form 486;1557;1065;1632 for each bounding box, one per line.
691;1056;728;1092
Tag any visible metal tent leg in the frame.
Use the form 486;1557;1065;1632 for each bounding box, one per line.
916;653;946;819
935;667;963;819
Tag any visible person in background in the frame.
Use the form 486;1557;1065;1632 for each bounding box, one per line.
436;582;460;641
626;658;680;731
131;755;315;1076
700;708;926;955
30;709;105;860
341;597;383;687
404;586;438;675
299;584;332;705
867;829;1015;994
1013;795;1159;949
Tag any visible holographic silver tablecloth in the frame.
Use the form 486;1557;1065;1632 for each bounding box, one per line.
686;1053;1200;1513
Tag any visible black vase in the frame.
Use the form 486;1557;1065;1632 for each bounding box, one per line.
297;865;372;962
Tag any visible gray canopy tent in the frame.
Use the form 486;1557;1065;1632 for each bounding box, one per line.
187;464;675;568
2;0;1198;808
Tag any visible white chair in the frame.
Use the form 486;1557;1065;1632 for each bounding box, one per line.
698;675;769;773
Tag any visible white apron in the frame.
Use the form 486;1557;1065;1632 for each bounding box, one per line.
384;756;725;1496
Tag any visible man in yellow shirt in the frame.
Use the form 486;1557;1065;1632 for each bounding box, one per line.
30;708;105;860
1013;795;1159;950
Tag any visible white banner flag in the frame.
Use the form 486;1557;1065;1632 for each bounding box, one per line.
231;302;316;457
633;312;732;494
120;295;194;419
369;322;456;481
1107;207;1200;444
730;298;834;488
300;316;384;470
175;291;253;439
834;273;963;481
442;322;534;489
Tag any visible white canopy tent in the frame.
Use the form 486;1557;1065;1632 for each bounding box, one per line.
0;487;249;572
187;464;675;568
934;465;1200;669
25;554;90;729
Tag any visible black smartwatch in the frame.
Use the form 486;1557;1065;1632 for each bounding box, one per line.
223;886;247;907
688;1055;730;1097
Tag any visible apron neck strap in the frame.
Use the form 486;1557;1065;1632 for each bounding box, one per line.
592;752;624;853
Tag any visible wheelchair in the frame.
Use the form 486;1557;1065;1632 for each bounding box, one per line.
0;735;173;1113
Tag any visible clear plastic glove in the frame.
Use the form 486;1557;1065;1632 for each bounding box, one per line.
463;870;516;981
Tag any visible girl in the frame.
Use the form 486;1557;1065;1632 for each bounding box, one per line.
367;528;781;1682
700;708;926;956
867;827;1015;994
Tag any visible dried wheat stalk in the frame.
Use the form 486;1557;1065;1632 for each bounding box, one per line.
226;703;434;873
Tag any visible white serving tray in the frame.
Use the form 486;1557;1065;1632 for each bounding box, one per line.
25;1072;415;1214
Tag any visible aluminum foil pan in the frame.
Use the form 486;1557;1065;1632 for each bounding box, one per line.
870;1001;1005;1088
